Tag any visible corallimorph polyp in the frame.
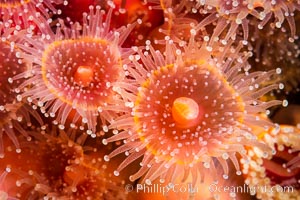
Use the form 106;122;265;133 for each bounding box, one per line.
0;32;43;158
0;125;131;199
0;0;67;29
103;37;281;184
14;6;135;134
0;40;27;156
180;0;300;44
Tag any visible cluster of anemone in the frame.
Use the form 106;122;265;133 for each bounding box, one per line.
0;0;300;200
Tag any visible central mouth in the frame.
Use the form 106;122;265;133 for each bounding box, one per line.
171;96;204;128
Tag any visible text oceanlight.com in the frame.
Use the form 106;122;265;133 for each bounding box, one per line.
208;183;294;194
124;183;295;195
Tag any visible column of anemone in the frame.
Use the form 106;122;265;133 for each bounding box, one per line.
0;26;43;158
0;0;67;31
12;5;136;135
241;125;300;200
102;36;281;185
148;0;201;46
287;150;300;170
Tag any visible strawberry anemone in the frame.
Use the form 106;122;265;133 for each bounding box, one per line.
12;6;135;135
103;35;281;185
